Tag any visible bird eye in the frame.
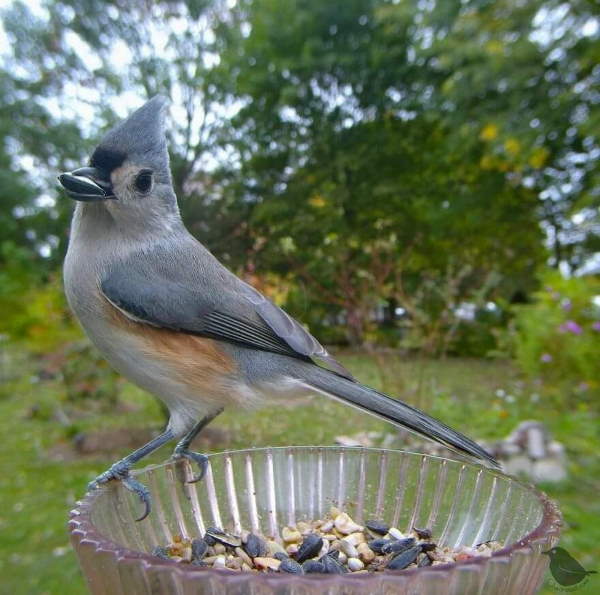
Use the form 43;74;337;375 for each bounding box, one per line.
134;170;153;194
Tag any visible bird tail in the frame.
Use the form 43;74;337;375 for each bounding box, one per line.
295;365;499;468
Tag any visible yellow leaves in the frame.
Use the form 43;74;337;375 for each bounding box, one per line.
479;153;510;172
485;40;504;55
481;131;548;171
479;123;499;141
528;146;550;169
504;137;521;156
308;194;326;208
480;154;495;170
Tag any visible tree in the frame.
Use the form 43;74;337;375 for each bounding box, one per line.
1;0;597;348
211;0;576;344
0;0;250;271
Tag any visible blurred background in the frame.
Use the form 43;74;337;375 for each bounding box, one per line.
0;0;598;593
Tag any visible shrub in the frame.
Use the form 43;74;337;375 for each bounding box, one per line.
512;270;600;403
1;271;121;411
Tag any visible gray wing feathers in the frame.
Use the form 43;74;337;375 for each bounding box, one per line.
239;283;353;379
100;243;353;379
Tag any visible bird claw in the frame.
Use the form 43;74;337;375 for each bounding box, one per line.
121;475;152;521
87;461;151;521
172;449;209;483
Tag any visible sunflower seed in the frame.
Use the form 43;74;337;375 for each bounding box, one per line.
320;553;345;574
303;560;325;573
387;545;421;570
368;538;393;554
191;538;208;561
205;527;241;548
365;520;390;535
413;527;432;540
296;533;324;563
244;534;268;558
279;558;304;574
382;537;416;555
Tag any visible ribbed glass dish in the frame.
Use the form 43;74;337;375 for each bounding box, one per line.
69;447;561;594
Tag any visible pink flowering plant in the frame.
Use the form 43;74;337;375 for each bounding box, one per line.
513;270;600;401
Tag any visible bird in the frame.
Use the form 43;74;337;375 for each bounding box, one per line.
58;96;498;521
543;547;596;587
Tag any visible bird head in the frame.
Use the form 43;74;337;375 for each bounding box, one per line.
58;96;179;229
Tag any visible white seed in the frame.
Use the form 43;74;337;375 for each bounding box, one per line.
213;543;226;555
241;562;253;571
320;520;334;532
334;513;364;535
387;527;405;541
213;555;226;568
182;546;192;562
282;527;302;543
337;551;348;564
322;533;337;541
254;557;281;571
348;557;364;571
344;532;366;546
338;539;359;558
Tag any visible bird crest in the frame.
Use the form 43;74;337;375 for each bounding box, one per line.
91;96;171;183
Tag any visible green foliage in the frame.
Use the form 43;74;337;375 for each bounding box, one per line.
43;340;122;407
0;272;78;353
1;352;599;594
0;0;598;348
513;270;600;402
0;269;121;410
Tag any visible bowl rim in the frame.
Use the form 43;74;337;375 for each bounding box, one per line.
69;446;562;586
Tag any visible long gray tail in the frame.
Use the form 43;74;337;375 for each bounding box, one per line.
296;365;499;468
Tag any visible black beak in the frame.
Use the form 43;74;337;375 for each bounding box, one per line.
58;167;115;201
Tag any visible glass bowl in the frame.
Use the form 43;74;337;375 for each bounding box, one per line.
69;447;561;594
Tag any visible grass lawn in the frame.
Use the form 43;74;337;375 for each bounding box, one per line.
0;350;598;594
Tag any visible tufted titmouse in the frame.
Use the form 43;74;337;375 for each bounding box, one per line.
59;97;497;520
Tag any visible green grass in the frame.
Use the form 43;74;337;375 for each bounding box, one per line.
0;350;598;594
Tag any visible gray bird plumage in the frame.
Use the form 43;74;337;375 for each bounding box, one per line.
100;241;354;378
91;95;171;184
60;96;497;519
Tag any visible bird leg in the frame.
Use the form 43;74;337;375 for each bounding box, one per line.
171;408;224;483
87;428;175;521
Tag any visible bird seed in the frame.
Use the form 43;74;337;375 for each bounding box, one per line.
152;507;503;575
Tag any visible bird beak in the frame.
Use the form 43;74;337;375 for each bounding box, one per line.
58;166;116;202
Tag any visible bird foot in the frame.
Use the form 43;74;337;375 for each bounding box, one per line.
172;448;209;483
87;461;152;521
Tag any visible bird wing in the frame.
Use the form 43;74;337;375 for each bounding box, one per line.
100;242;353;380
